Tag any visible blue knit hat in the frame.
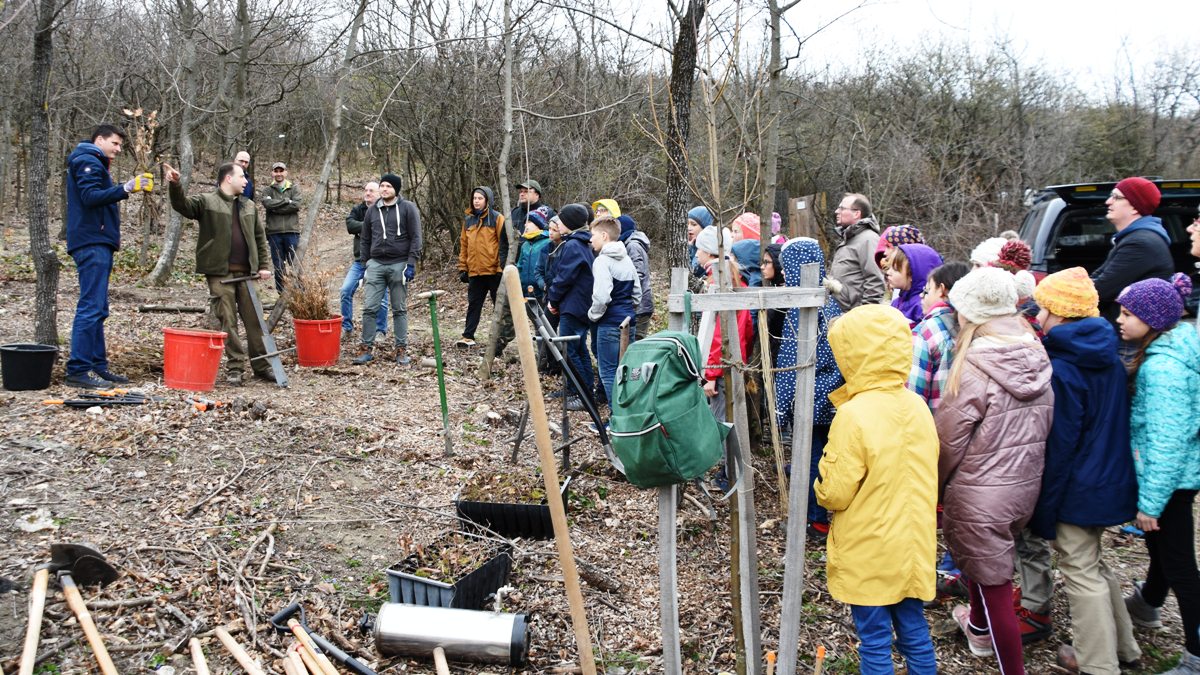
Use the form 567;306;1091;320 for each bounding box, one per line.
687;206;714;229
617;214;637;242
1118;273;1192;331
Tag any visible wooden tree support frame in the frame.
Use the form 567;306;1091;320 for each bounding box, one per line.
660;265;822;675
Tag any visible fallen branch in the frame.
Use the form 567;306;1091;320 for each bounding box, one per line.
186;449;249;517
137;304;207;313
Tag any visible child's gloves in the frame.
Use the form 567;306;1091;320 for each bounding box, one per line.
124;173;154;193
823;276;843;295
404;264;416;282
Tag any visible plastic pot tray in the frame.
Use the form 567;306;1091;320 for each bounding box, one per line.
386;537;512;610
454;477;571;540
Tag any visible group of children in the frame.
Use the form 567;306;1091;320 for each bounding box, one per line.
804;228;1200;675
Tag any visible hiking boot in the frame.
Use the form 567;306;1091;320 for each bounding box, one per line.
1016;606;1052;644
806;521;829;542
565;396;585;411
456;337;476;348
1125;581;1163;628
395;346;412;365
1056;644;1142;673
226;370;244;386
95;369;129;384
952;605;993;657
353;345;374;365
65;371;113;390
1164;651;1200;674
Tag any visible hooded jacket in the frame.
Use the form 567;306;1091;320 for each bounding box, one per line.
1092;215;1174;324
516;229;551;300
620;219;654;317
460;186;507;276
65;141;129;254
891;244;943;324
1130;322;1200;518
588;241;642;326
261;179;301;234
361;196;422;266
828;217;885;311
346;201;369;262
546;230;594;322
935;317;1054;585
815;304;938;606
592;199;621;218
775;238;844;426
168;181;269;276
1028;318;1137;539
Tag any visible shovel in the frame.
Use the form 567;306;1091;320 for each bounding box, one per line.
20;543;120;675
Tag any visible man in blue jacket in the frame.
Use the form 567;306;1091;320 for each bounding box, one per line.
1029;267;1142;675
546;203;595;411
65;124;152;389
1092;177;1173;326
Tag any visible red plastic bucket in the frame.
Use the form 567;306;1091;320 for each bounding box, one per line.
294;316;342;367
163;327;227;391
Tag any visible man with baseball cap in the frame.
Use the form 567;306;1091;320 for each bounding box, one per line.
262;161;302;292
1091;176;1174;325
511;180;556;243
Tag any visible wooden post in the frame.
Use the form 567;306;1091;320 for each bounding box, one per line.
504;266;597;675
658;267;690;675
777;263;820;675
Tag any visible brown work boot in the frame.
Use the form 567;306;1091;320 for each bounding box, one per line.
352;344;374;365
395;346;411;365
226;370;244;386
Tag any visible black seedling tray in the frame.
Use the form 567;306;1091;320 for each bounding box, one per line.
385;538;512;610
454;477;571;540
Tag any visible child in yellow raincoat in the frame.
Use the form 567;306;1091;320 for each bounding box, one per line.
815;303;939;674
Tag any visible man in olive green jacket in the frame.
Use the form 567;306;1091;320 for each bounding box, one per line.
165;161;272;386
262;161;301;291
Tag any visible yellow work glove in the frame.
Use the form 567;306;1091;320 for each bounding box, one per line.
123;173;154;193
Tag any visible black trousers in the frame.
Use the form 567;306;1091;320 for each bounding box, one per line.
463;274;501;339
1142;489;1200;656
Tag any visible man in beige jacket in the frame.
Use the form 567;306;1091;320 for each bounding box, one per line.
826;192;885;311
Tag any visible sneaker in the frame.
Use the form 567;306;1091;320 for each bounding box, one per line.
936;572;969;599
548;389;567;399
1125;581;1163;628
353;346;374;365
806;521;829;542
1016;606;1052;644
456;337;476;348
226;370;244;386
396;346;412;366
951;605;993;657
65;371;113;389
94;369;129;384
1164;651;1200;674
565;396;585;411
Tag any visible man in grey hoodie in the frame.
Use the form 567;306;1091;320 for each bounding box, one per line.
354;173;422;365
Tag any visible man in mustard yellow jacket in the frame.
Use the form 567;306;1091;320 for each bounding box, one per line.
815;303;938;674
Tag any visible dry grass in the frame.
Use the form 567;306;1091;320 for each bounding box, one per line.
284;255;337;320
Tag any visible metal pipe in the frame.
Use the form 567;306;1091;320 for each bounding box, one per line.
372;604;527;666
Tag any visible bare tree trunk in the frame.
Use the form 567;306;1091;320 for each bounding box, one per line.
225;0;251;152
664;0;706;268
0;111;12;249
28;0;62;344
477;0;516;379
146;0;199;286
266;0;368;330
757;0;788;257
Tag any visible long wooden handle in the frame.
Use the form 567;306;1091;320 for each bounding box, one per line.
188;637;211;675
285;645;311;675
504;266;596;675
215;627;264;675
18;568;50;675
292;643;320;675
60;574;119;675
432;646;450;675
287;619;338;675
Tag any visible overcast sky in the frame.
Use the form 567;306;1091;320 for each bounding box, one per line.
789;0;1197;88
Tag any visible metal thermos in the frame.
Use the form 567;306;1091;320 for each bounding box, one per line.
372;603;528;665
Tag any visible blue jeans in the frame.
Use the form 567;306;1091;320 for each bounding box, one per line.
362;260;408;347
340;260;387;334
67;245;114;376
850;598;937;674
594;324;622;405
268;232;299;292
557;313;593;401
809;424;830;525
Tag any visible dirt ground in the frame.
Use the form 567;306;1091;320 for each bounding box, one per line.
0;186;1191;674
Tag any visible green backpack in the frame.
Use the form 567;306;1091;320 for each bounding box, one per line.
609;331;729;488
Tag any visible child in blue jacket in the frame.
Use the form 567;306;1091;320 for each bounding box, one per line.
1118;274;1200;675
546;203;596;409
1028;267;1141;674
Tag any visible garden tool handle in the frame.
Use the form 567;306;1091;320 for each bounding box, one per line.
432;647;450;675
215;627;265;675
221;275;259;284
308;631;376;675
188;637;211;675
18;568;50;675
418;289;446;299
60;573;119;675
287;619;339;675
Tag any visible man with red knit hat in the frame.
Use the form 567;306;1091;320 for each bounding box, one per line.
1091;177;1173;325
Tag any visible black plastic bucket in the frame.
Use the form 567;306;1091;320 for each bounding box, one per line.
1;343;58;391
